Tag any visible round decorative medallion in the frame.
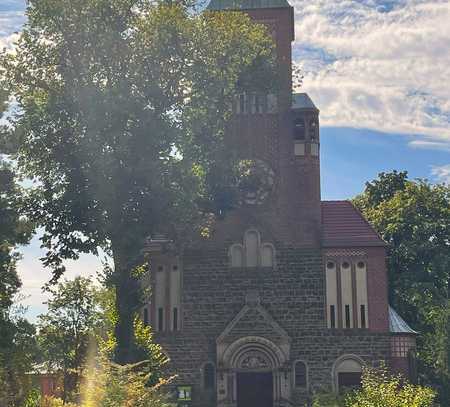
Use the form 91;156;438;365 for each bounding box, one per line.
237;159;275;205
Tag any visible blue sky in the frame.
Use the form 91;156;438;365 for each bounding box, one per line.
1;0;449;321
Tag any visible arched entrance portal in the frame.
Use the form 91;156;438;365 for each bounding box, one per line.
234;350;274;407
217;336;290;407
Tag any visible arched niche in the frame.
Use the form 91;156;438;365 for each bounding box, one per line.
332;355;364;392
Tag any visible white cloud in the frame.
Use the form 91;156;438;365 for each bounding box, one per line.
292;0;450;149
431;163;450;183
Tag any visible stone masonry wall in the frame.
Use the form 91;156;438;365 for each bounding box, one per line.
154;245;391;407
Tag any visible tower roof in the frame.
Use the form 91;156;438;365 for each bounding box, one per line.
292;93;319;111
389;306;417;334
207;0;291;11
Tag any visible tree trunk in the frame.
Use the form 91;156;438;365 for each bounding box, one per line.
112;248;142;365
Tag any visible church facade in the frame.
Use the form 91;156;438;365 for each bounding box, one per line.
142;1;417;406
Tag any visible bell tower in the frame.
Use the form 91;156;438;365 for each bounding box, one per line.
207;0;321;247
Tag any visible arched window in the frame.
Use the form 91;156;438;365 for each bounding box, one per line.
325;261;337;329
203;362;216;390
355;261;368;328
260;243;275;267
228;230;275;268
294;361;307;388
309;118;319;141
294;118;306;140
334;356;363;392
244;230;260;267
340;261;353;328
230;244;244;268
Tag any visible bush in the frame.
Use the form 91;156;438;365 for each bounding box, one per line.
81;358;173;407
311;365;436;407
347;365;436;407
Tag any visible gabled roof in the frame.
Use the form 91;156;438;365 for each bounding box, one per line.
207;0;291;11
389;306;417;334
321;200;386;247
292;93;318;111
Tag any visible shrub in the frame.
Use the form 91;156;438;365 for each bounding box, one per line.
347;365;436;407
311;365;436;407
81;357;173;407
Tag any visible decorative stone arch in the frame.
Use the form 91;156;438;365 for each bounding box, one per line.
217;336;291;407
331;354;365;392
222;336;287;370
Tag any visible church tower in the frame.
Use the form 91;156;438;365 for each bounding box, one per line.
208;0;322;247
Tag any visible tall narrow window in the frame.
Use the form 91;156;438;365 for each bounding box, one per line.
203;363;215;390
309;118;318;141
267;94;277;113
244;230;259;267
360;305;366;328
294;361;307;387
170;263;181;331
356;261;368;328
173;308;178;331
155;265;166;330
294;118;306;140
238;94;247;114
345;305;351;329
143;308;149;326
341;261;353;328
158;307;164;332
326;261;338;328
330;305;336;329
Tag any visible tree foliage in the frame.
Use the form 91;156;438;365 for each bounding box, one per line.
1;0;276;363
0;82;36;407
37;277;100;402
354;171;450;404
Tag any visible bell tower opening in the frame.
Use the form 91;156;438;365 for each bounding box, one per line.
237;371;273;407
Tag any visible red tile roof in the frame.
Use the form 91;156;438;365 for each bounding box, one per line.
321;201;386;247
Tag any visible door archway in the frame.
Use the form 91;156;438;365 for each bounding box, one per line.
217;336;290;407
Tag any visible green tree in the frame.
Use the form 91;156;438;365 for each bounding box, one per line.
0;86;36;407
37;277;101;402
1;0;275;364
354;172;450;404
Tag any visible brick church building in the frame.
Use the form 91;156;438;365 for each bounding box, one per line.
143;0;417;405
